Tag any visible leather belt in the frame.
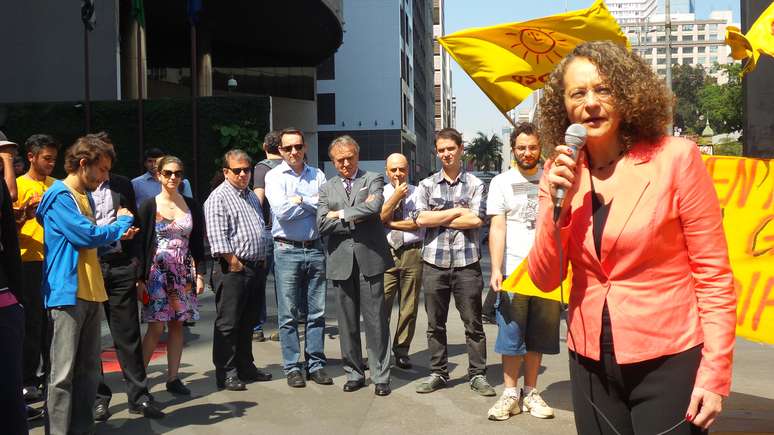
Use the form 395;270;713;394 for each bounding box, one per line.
274;237;319;248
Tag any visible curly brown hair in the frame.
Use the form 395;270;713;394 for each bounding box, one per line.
63;135;115;174
537;41;673;155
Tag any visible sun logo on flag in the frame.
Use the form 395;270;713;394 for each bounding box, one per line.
506;28;566;64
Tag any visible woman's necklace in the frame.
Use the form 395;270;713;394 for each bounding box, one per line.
589;149;625;172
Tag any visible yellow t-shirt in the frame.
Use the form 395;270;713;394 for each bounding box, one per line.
65;184;108;303
14;175;55;262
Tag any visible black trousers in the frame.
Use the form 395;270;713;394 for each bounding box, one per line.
0;302;27;435
422;261;487;379
213;259;265;379
22;260;48;387
96;258;150;406
570;345;706;435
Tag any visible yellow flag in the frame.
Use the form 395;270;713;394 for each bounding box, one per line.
437;0;629;114
501;260;571;304
725;1;774;74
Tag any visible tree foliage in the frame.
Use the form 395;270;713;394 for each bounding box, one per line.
464;131;502;171
671;64;710;133
698;63;743;134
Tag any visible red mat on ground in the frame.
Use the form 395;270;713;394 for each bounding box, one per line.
101;343;166;373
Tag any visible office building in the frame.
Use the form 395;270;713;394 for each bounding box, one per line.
317;0;436;181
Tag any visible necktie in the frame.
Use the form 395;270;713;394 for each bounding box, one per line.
344;178;352;198
389;200;404;249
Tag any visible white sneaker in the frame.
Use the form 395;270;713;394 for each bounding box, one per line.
487;393;522;421
522;389;554;418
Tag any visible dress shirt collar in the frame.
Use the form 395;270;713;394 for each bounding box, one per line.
432;167;467;185
278;160;310;177
222;179;249;198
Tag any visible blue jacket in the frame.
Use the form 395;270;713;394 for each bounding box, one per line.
36;180;133;308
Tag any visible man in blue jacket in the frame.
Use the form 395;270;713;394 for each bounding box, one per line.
37;136;134;435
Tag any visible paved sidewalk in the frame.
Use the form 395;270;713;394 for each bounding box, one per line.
29;249;774;434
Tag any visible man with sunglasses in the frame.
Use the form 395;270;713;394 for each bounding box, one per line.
264;128;330;388
205;149;271;391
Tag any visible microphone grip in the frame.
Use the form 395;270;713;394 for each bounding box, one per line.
551;143;580;223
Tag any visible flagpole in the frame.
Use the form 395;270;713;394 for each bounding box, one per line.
501;110;517;128
83;21;91;134
190;17;199;197
137;21;145;165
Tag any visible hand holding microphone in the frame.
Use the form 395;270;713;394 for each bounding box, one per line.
549;124;587;222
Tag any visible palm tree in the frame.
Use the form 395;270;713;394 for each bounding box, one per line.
464;131;503;171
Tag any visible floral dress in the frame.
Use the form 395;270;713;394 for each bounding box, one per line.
142;211;199;322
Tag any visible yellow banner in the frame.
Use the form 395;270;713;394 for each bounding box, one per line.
437;0;629;114
502;155;774;345
725;1;774;74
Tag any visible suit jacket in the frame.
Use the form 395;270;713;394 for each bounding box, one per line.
317;169;393;280
137;195;206;281
527;136;736;396
107;174;140;264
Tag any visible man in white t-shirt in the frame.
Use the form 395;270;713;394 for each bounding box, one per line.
485;122;560;421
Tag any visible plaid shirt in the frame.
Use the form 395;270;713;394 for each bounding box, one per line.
204;180;266;261
412;169;486;268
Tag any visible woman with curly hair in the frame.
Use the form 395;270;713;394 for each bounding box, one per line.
138;156;205;396
527;41;736;434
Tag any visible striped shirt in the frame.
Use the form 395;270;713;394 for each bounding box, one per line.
204;180;266;261
412;169;486;268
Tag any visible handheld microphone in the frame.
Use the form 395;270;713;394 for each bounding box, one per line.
552;123;587;222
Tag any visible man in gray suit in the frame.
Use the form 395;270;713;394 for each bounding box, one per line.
317;135;393;397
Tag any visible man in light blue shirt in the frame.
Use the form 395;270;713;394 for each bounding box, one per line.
131;148;192;208
264;128;331;388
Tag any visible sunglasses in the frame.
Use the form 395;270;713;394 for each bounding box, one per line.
279;144;304;153
160;170;183;178
226;167;251;175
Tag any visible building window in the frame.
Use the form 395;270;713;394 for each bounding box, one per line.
697;24;706;31
681;35;692;41
698;46;706;53
682;24;693;31
710;33;719;40
671;47;678;54
317;93;335;125
670;35;677;42
710;55;718;64
684;47;694;54
316;55;335;80
657;57;666;65
698;34;705;41
710;45;718;53
709;24;718;31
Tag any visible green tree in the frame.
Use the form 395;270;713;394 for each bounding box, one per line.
213;120;265;167
698;63;743;134
464;132;502;171
671;64;711;133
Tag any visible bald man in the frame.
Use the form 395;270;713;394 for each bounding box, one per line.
380;153;424;370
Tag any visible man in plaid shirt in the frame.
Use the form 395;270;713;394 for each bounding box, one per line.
411;128;494;397
205;149;271;391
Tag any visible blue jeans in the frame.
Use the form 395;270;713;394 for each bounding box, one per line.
273;240;327;375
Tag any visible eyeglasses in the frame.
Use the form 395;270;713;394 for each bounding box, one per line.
565;85;613;105
226;167;251;175
279;144;304;153
160;170;183;178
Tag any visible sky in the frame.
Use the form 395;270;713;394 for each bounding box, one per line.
443;0;741;141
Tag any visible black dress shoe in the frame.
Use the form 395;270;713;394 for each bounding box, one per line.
128;399;165;419
394;355;412;370
221;376;247;391
166;378;191;395
94;399;110;422
342;379;365;392
307;369;333;385
286;371;306;388
240;367;272;383
374;383;391;396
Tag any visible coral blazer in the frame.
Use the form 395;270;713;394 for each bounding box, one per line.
528;136;736;396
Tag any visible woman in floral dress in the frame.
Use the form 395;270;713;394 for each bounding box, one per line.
138;156;205;395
